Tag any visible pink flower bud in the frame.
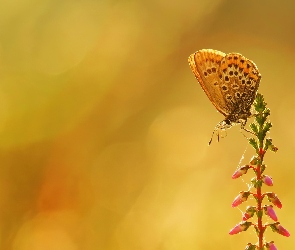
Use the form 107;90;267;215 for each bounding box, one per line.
266;192;282;209
263;175;273;186
264;205;278;221
232;191;250;208
229;224;243;235
265;241;277;250
242;206;256;221
229;221;252;235
270;222;290;237
242;212;252;221
276;224;290;237
232;165;250;179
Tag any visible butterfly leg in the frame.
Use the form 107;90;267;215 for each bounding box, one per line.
208;120;230;145
208;129;216;145
240;120;256;137
209;125;220;145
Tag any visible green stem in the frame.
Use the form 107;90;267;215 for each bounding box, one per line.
257;114;264;249
257;152;264;249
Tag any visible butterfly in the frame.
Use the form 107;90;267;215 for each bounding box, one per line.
188;49;261;144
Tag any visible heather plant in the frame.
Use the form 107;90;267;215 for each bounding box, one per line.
229;93;290;250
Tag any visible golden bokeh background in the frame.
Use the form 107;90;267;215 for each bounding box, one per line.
0;0;294;249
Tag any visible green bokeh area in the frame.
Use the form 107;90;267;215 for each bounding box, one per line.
0;1;294;249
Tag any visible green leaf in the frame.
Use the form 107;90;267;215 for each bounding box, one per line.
249;138;258;151
249;123;258;134
263;122;272;133
264;139;273;151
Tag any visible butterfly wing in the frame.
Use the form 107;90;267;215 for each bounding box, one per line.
188;49;262;120
218;53;262;118
188;49;230;116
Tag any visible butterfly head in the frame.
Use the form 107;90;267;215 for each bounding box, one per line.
208;115;249;145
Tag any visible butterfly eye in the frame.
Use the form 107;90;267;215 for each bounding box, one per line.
225;119;231;125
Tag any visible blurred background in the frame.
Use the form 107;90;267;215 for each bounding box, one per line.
0;0;294;249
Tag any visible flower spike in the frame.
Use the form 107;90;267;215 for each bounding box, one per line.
229;93;289;249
